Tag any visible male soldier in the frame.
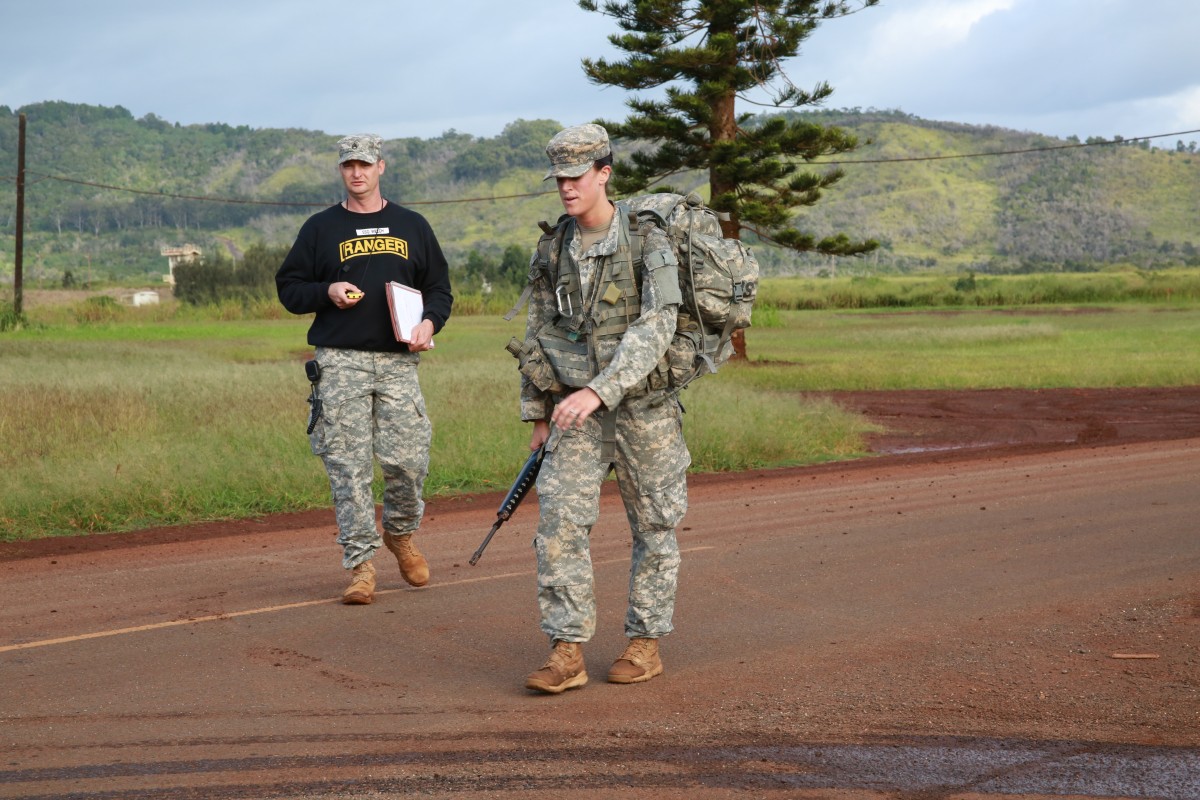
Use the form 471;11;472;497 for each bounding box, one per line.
516;123;690;693
276;133;453;604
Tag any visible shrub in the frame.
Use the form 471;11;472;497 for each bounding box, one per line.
72;295;124;324
173;244;289;307
0;308;29;332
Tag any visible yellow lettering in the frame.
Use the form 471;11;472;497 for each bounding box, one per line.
339;236;409;263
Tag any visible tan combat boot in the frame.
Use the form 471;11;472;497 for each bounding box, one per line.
607;638;663;684
383;532;430;587
342;560;376;605
525;640;588;694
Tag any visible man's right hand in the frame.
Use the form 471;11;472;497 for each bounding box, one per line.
329;281;363;308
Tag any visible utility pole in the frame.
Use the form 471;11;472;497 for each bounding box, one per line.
14;113;25;316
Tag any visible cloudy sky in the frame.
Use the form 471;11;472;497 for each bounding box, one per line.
3;0;1198;146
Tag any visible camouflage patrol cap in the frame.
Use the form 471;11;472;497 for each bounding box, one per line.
544;123;611;180
337;133;383;165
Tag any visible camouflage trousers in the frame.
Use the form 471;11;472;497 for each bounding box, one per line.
309;347;432;569
534;393;690;643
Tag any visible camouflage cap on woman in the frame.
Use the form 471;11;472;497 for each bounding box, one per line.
544;123;611;180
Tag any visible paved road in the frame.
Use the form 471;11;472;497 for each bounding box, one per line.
2;439;1198;799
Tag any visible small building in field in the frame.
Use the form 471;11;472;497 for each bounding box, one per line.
160;244;201;285
131;290;161;307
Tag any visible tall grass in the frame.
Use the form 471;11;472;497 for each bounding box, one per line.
0;310;875;540
758;268;1200;311
3;281;1199;541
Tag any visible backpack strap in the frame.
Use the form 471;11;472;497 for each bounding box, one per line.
599;406;618;465
502;284;535;322
627;210;643;272
503;215;576;322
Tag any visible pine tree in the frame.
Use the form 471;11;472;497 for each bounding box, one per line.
579;0;880;357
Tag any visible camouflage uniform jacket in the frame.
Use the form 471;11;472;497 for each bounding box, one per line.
520;212;680;422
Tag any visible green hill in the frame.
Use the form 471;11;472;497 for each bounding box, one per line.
2;102;1198;288
784;110;1200;275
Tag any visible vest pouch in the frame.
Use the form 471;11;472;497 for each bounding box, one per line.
666;326;703;389
535;323;593;389
646;349;671;393
506;336;566;394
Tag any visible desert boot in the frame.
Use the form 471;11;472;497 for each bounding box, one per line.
525;640;588;694
383;532;430;587
607;638;664;684
342;560;376;605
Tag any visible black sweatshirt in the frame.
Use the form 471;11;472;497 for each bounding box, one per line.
275;202;454;352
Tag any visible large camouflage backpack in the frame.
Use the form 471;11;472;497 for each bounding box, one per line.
508;191;759;394
626;192;759;390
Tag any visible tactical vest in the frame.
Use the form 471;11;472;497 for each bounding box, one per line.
535;205;642;387
509;192;756;429
506;202;687;463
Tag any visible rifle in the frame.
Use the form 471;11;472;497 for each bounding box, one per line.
469;446;545;566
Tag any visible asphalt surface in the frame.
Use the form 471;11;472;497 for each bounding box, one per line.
2;436;1198;799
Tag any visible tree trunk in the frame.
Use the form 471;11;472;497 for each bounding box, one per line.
710;85;748;360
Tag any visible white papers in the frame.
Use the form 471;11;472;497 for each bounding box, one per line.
385;281;425;343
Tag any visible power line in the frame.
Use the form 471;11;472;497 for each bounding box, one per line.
18;170;556;208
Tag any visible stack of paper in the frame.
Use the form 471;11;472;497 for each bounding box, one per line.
386;281;424;344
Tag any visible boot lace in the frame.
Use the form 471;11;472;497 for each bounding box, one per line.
622;638;656;664
389;534;420;557
543;642;577;670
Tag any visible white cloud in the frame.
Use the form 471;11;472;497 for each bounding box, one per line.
792;0;1200;142
2;0;1198;144
866;0;1016;60
1142;86;1200;143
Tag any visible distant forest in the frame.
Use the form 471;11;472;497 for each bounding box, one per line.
2;101;1199;290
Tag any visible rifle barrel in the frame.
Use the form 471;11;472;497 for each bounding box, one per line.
469;520;503;566
469;446;545;567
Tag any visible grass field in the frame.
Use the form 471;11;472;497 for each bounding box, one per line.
3;283;1199;541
